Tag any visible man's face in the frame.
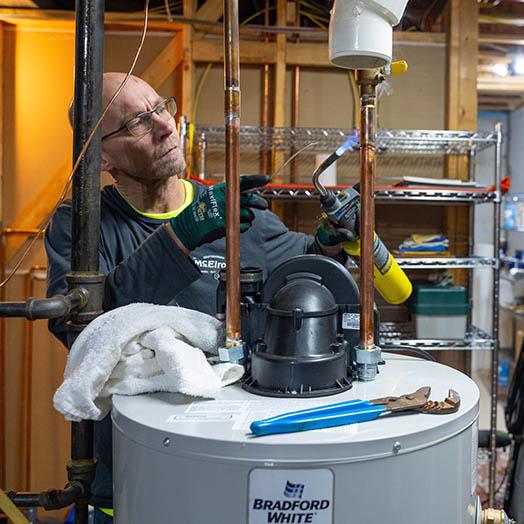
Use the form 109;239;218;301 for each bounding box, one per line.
101;78;186;181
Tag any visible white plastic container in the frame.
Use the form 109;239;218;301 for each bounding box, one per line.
329;0;409;69
414;313;467;340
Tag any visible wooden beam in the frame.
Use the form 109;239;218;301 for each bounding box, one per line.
181;0;195;111
0;1;37;5
193;34;445;68
478;51;512;63
441;0;478;374
478;76;524;94
104;21;183;32
480;33;524;46
394;31;446;44
141;32;184;91
193;39;277;64
479;14;524;26
5;160;70;260
194;0;223;21
446;0;478;132
287;42;331;67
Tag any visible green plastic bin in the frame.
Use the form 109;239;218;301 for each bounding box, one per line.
411;284;469;340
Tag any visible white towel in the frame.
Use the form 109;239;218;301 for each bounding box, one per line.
53;303;244;422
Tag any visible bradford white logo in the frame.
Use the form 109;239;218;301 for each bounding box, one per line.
251;481;330;523
283;481;304;499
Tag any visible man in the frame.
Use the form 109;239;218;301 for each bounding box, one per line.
46;72;348;522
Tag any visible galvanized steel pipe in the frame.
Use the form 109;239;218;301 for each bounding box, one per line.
489;123;503;505
69;1;105;523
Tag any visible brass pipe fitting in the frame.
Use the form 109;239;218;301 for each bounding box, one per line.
481;508;517;524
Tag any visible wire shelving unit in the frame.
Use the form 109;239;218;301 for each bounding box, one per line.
192;123;503;496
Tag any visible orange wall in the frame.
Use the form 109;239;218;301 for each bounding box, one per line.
1;18;179;502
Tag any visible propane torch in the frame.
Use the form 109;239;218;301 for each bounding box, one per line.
313;135;412;381
312;137;413;304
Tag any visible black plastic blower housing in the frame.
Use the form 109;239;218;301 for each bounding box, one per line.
227;255;380;398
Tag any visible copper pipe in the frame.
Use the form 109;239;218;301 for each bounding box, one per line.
290;0;301;182
260;0;271;176
290;0;301;231
224;0;241;340
0;227;5;487
21;266;46;489
357;70;380;348
2;228;40;235
22;270;32;488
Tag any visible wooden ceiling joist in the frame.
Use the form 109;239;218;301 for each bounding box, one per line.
194;0;223;22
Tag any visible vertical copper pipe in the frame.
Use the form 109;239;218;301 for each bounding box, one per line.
22;266;46;491
357;70;378;348
260;0;271;176
22;271;33;489
290;0;301;231
0;233;5;488
224;0;241;340
21;266;46;490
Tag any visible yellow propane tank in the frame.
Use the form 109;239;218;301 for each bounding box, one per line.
343;235;412;305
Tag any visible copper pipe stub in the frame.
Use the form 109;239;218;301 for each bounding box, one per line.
355;69;383;381
356;69;382;349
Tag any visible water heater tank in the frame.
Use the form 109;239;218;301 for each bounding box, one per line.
112;355;480;523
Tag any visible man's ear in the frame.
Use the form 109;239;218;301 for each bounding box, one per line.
101;151;113;172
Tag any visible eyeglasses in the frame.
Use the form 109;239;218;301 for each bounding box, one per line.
102;97;177;141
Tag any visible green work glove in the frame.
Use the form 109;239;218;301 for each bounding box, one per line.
316;184;361;247
170;175;269;251
316;217;356;247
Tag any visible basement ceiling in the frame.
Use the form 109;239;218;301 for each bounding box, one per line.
2;0;524;111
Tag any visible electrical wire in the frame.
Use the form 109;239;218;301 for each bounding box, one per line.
481;453;511;506
192;62;213;124
270;141;319;182
381;344;437;362
299;0;328;17
300;10;327;29
348;70;359;130
164;0;173;22
241;6;277;26
0;0;151;289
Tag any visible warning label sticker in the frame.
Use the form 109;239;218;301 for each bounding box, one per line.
248;468;334;524
166;399;357;434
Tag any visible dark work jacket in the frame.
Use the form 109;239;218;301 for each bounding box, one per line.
44;180;314;508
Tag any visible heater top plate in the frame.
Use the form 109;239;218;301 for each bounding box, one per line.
112;354;479;464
